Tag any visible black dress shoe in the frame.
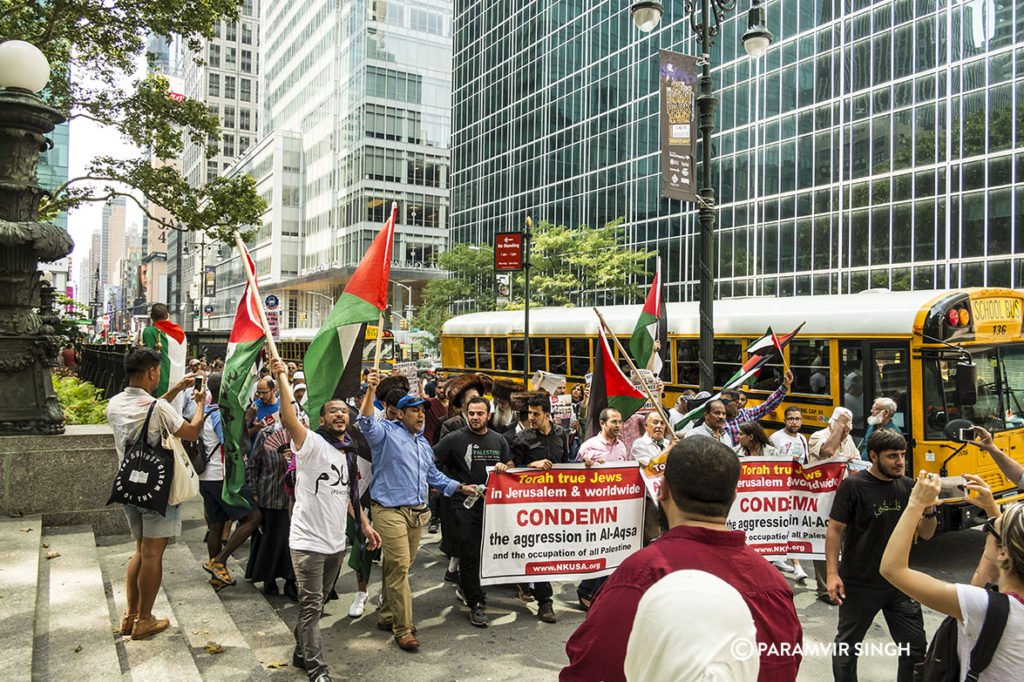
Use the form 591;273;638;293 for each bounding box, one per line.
262;581;279;595
292;648;306;669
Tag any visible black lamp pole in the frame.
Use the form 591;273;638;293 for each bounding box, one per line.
522;215;532;387
631;0;771;393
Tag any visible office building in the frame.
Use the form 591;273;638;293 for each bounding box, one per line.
198;0;454;340
451;0;1023;302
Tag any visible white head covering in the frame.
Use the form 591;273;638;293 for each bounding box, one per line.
831;406;853;422
624;570;759;682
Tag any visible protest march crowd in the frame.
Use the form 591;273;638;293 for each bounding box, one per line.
103;221;1024;682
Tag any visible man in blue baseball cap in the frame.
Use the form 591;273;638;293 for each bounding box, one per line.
359;369;478;652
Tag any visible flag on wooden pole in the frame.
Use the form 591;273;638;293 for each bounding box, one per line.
304;203;397;421
585;326;648;439
220;244;265;506
629;256;667;378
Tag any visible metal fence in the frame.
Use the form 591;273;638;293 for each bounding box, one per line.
79;344;129;398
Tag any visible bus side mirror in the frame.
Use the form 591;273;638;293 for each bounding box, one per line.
955;361;977;406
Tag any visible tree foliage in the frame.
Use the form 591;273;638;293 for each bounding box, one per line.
413;219;655;344
1;0;266;242
413;243;497;346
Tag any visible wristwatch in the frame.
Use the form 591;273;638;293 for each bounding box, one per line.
922;507;937;519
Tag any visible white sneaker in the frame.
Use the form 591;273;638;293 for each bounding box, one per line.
792;565;809;581
348;590;368;618
772;560;796;574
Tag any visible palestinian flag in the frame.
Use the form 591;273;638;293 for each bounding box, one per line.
304;203;397;421
671;325;802;432
141;319;186;396
220;244;265;506
629;256;667;378
585;326;647;439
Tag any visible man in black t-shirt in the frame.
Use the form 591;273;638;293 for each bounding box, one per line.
433;396;510;628
503;394;572;623
826;428;937;682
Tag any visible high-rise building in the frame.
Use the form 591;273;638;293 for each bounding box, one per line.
100;197;127;295
451;0;1023;302
171;1;263;331
200;0;454;338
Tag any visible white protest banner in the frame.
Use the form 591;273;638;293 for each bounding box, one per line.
726;456;847;561
394;361;420;395
480;463;645;585
629;368;657;411
530;370;565;393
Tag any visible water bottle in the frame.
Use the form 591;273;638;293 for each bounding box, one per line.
463;484;486;508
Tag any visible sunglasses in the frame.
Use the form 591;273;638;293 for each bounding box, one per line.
983;516;1002;546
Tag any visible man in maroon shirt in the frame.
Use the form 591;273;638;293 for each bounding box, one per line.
561;435;802;682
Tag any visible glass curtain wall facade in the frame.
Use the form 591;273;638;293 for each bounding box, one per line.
451;0;1024;302
262;0;452;277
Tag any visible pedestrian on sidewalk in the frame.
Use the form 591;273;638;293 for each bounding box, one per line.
106;346;207;640
197;372;262;591
245;417;297;598
269;358;380;682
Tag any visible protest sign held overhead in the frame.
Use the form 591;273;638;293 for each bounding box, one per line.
480;463;645;585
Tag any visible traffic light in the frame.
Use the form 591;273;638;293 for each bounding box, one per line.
400;317;409;330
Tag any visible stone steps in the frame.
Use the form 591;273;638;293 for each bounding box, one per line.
0;515;42;682
40;526;122;680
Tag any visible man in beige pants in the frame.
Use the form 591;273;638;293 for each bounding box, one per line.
358;369;477;651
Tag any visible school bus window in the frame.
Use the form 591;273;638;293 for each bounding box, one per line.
872;346;909;431
569;338;591;377
493;337;509;371
549;339;568;376
676;339;699;387
463;337;477;368
529;338;545;372
839;342;866;426
790;339;830;395
476;338;492;370
714;339;742;388
510;338;524;372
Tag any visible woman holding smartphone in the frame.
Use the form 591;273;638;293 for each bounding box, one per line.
880;471;1024;681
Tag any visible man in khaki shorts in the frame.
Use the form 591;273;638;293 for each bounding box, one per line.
106;346;206;639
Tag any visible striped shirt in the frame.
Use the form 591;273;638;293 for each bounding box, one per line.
246;425;290;510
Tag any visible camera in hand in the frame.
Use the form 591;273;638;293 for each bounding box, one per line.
193;376;203;392
958;427;975;442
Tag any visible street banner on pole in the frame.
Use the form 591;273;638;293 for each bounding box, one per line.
726;457;848;561
480;463;645;585
659;49;698;202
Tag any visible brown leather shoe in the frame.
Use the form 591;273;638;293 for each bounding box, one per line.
395;632;419;651
131;616;170;640
119;612;137;635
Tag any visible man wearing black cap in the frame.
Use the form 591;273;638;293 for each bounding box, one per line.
359;369;478;651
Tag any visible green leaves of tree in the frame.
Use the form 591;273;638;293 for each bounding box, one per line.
413;219;655;346
2;0;264;242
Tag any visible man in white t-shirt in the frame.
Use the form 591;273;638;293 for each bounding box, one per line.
106;346;206;641
770;406;809;464
269;358;380;682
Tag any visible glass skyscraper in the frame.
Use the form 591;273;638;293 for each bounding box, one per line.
451;0;1023;302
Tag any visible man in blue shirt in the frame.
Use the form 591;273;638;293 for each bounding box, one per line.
359;369;477;652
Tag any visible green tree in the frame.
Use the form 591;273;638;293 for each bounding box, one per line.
514;219;654;307
2;1;266;242
414;218;654;346
413;243;497;345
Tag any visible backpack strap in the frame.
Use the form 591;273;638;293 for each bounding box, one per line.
965;588;1011;682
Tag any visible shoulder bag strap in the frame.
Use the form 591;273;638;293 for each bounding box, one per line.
135;401;158;447
965;589;1011;682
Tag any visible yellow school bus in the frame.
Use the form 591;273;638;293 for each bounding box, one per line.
440;288;1024;530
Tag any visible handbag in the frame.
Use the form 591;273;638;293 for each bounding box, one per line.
107;403;173;516
165;432;200;506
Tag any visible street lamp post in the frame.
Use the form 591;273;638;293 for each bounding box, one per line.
522;216;533;388
630;0;771;392
0;41;74;434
